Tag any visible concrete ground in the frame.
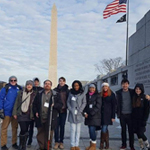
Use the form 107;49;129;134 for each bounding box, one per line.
0;117;150;150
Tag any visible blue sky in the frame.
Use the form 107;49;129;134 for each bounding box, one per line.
0;0;150;86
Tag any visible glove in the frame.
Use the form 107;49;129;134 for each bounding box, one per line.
0;109;4;119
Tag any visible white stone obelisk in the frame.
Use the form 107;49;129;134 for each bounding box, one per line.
49;4;57;88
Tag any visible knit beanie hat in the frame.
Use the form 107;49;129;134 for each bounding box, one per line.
26;80;34;87
9;76;17;82
89;84;96;88
101;82;109;87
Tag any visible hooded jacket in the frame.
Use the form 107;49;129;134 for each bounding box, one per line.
0;84;22;116
132;83;150;131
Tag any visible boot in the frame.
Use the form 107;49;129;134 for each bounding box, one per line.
18;134;25;150
145;140;150;150
70;147;76;150
22;132;29;150
89;142;96;150
138;139;144;150
100;132;105;150
54;143;60;149
105;130;109;149
85;141;92;150
59;143;64;149
75;147;80;150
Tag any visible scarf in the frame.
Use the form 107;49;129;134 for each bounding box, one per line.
89;92;95;96
103;91;108;97
21;91;32;113
70;89;82;95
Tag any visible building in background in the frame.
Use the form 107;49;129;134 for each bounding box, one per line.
85;10;150;94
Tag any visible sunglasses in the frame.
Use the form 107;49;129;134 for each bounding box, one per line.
10;80;17;82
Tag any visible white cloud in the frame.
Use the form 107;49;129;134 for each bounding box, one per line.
0;0;150;86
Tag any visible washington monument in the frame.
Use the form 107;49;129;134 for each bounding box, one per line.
49;4;57;88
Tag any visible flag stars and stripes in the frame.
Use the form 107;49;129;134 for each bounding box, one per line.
103;0;127;19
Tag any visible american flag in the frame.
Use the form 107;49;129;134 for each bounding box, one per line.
103;0;127;19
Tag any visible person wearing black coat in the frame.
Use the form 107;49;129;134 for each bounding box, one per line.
83;84;102;150
32;80;63;150
100;82;116;150
53;77;69;150
132;83;150;150
27;77;43;148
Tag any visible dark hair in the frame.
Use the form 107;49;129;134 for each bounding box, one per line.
121;79;130;85
43;80;52;86
70;80;84;94
34;77;39;82
59;77;66;82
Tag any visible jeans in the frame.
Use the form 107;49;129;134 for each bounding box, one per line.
101;125;108;133
88;126;97;141
54;113;67;143
120;114;134;148
19;121;30;135
28;120;34;145
70;123;81;147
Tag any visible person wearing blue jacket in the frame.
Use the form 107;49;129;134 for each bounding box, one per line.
0;76;22;150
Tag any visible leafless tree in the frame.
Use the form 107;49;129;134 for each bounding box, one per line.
95;57;125;74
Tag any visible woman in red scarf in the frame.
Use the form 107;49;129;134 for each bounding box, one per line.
100;82;116;150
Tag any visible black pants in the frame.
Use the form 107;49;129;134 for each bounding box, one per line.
120;114;134;148
27;120;34;145
19;121;30;135
137;131;147;141
54;112;67;143
133;119;147;142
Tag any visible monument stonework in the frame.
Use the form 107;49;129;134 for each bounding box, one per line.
48;4;57;88
128;10;150;93
85;10;150;95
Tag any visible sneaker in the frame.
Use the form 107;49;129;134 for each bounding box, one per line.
59;143;64;149
54;143;60;149
1;145;8;150
12;143;19;149
120;146;126;150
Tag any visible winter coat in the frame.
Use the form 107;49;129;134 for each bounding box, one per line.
33;86;43;93
132;94;150;133
84;93;102;127
0;84;22;116
101;91;116;125
32;90;63;130
54;84;69;113
12;90;36;121
116;88;134;118
67;92;86;124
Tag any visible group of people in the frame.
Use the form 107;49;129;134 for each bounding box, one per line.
0;76;150;150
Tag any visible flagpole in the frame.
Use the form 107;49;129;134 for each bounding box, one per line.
126;0;129;66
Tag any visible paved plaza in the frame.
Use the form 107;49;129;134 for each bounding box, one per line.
0;117;150;150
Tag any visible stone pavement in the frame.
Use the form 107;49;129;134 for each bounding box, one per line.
0;117;150;150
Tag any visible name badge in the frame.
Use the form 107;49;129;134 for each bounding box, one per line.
72;97;76;101
44;102;49;108
75;109;78;115
89;104;93;108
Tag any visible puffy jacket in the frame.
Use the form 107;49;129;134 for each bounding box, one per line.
0;84;22;116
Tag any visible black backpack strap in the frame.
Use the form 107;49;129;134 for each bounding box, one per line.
4;84;22;97
4;84;10;96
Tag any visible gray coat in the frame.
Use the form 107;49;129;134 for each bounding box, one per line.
67;92;86;124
